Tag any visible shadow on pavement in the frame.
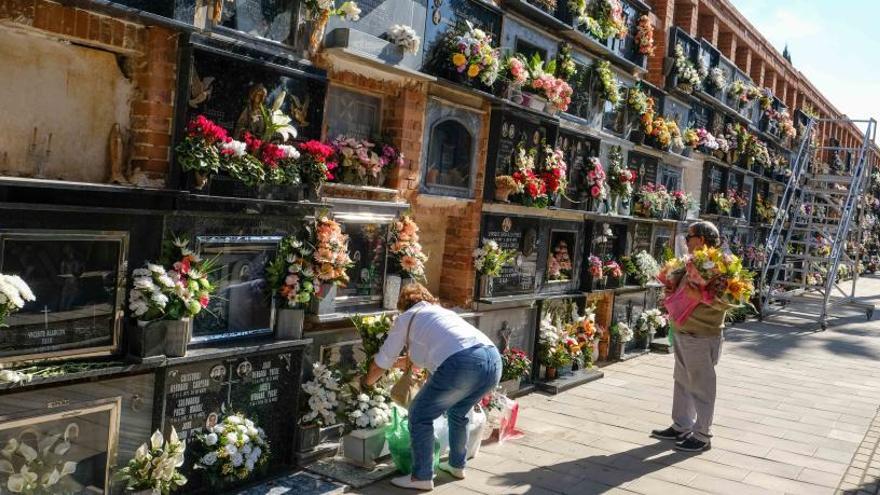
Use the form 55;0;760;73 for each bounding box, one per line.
484;441;700;494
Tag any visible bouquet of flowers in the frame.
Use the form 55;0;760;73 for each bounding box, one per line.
673;43;704;93
297;139;337;187
711;190;734;216
695;128;719;152
449;21;501;86
548;240;573;281
754;194;778;223
578;0;627;40
743;245;767;267
622;250;660;286
607;148;636;199
635;309;666;337
612;321;633;343
502;55;530;88
300;362;341;427
312;215;354;286
129;238;214;322
705;67;726;92
603;260;623;279
584;157;608;201
659;247;755;310
267;236;318;308
542;146;568;196
332;136;402;186
1;423;80;493
387;24;421;55
511;144;549;207
778;110;797;140
538;318;571;369
593;60;620;106
683;128;699;150
117;428;187;495
195;413;270;482
588;255;603;278
635;14;654;56
176;115;228;175
635;182;669;217
0;274;35;327
501;348;532;381
626;86;650;115
351;313;393;365
670;190;696;216
343;386;393;430
473;240;517;277
388;215;428;280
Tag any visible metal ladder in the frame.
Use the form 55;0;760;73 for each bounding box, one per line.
760;117;877;330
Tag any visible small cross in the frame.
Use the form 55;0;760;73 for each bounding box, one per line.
41;305;50;330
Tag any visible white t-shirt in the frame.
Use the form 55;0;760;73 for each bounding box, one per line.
374;302;494;373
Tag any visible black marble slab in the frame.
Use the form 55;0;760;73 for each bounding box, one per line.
535;368;603;394
233;471;345;495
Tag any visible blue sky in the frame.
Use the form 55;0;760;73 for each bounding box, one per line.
729;0;880;137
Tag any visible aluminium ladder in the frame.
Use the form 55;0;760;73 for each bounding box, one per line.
759;117;877;330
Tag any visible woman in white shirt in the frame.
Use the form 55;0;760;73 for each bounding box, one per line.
364;283;501;491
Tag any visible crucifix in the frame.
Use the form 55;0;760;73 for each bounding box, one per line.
41;305;51;330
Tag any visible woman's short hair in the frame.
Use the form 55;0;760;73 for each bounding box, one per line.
688;221;721;247
398;282;438;311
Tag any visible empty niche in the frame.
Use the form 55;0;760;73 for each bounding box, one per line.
420;98;482;198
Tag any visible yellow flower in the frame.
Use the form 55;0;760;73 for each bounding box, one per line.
452;53;467;67
467;64;480;78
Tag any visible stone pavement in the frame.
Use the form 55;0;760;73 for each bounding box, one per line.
353;276;880;495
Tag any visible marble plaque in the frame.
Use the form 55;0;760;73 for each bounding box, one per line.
325;0;427;69
219;0;297;45
558;130;599;205
485;109;556;199
627;151;658;187
482;215;541;295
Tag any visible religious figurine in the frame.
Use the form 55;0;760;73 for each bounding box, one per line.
291;94;310;128
188;64;215;108
234;83;268;139
498;321;512;353
108;123;128;184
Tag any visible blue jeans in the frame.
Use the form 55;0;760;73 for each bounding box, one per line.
408;344;502;481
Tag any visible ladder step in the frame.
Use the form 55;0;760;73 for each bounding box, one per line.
809;175;854;184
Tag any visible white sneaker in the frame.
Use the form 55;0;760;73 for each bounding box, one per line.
438;461;466;479
390;475;434;491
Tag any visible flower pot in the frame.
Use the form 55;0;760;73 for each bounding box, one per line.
310;283;337;315
130;320;167;359
559;363;573;376
383;275;402;310
498;377;521;395
594;276;607;290
544;101;559;115
479;274;494;299
342;427;390;468
153;318;191;358
544;367;557;381
494;186;514;203
526;94;548;111
275;307;305;340
209;175;258;198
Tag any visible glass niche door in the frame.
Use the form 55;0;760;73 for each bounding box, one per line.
334;219;390;312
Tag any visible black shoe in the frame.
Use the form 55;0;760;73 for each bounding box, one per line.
674;436;711;452
650;427;689;441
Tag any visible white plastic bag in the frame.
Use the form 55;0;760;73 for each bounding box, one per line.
433;415;450;456
466;405;487;459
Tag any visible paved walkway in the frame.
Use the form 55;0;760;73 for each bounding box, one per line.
355;276;880;495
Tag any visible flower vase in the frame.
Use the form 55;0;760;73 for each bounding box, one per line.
310;283;337;315
544;101;559;115
498;378;521;395
275;307;305;340
161;318;192;358
131;320;167;359
342;427;390;468
544;367;557;381
383;275;402;310
527;94;548;112
559;363;573;376
644;331;655;350
478;275;494;299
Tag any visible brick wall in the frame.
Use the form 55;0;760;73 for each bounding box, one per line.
0;0;179;180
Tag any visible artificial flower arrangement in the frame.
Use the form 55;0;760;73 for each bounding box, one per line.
744;135;771;169
117;428;187;495
607;148;637;200
695;128;719;153
343;386;394;430
1;423;80;493
754;194;778;223
705;67;727;93
542;145;569;196
508;143;547;207
670;190;697;218
525;54;573;112
634;308;667;337
128;238;215;322
568;306;600;365
501;54;530;89
644;115;682;151
587;255;604;279
388;215;428;281
312;215;354;287
501;348;532;382
710;189;737;216
0;273;35;326
350;313;393;367
571;0;628;41
297;140;338;188
683;128;699;149
622;250;660;287
635;14;655;56
448;21;501;87
715;135;730;155
194;413;270;483
603;259;624;280
473;239;517;278
547;240;573;281
672;43;704;94
583;156;608;203
176;115;227;178
634;182;670;218
537;317;572;370
777;110;797;140
758;88;773;112
657;246;755;323
611;321;634;343
300;362;342;427
592;60;620;107
743;245;767;267
626;86;651;116
387;24;421;55
729;80;759;107
267;236;319;308
555;43;578;81
331;136;403;186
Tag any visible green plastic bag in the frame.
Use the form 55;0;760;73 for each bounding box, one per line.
386;408;440;474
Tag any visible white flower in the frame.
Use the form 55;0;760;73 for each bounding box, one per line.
221;140;248;157
702;261;715;270
388;24;421;54
225;433;238;445
0;369;29;384
227;415;243;425
147;263;165;274
150;292;169;307
225;443;238;456
339;1;361;21
278;144;300;160
231;452;244;467
204;433;218;446
200;451;218;466
245;459;255;471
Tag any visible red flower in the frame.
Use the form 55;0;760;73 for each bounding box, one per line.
199;294;210;308
298;140;334;162
187;115;229;144
260;142;284;168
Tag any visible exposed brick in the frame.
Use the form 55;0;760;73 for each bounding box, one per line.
130;159;169;174
132;101;174;119
131;144;170;161
133;130;171;148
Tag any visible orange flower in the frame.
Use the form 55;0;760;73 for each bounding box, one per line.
401;255;419;272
